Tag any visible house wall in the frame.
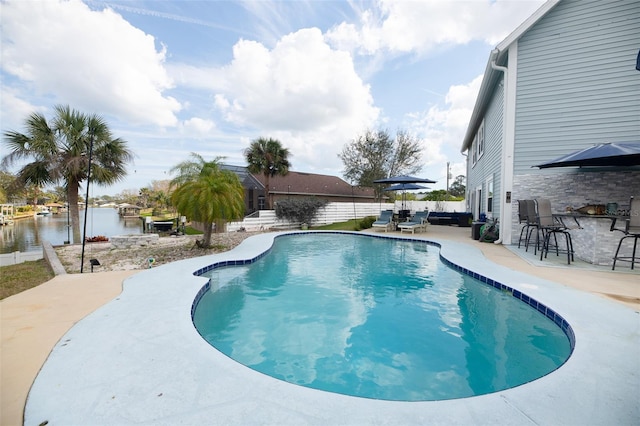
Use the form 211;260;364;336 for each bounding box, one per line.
513;0;640;173
505;0;640;243
466;75;505;220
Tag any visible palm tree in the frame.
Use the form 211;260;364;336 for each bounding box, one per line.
244;137;291;209
170;153;244;248
2;105;133;243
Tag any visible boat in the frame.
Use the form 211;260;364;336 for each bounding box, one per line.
36;206;51;216
0;213;14;225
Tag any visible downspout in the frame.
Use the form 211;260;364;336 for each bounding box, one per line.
490;49;508;245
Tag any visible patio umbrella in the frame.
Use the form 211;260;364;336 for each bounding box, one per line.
383;183;428;211
374;175;437;184
535;142;640;168
383;183;428;191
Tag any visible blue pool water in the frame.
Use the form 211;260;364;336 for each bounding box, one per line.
193;233;572;401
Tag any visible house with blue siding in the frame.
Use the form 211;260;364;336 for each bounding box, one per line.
461;0;640;254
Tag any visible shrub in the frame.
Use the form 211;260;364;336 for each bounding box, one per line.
356;216;376;230
275;198;327;225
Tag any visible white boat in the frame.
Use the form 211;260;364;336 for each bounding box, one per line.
0;213;14;225
36;206;51;216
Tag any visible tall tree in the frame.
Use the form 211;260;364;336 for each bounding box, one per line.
449;175;466;197
2;105;133;242
244;137;291;209
170;153;244;248
339;129;423;200
0;170;22;203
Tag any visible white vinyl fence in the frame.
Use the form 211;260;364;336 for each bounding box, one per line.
0;250;43;267
225;200;467;231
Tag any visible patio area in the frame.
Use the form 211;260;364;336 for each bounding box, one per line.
1;226;638;425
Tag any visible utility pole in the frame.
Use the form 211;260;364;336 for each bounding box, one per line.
446;162;450;193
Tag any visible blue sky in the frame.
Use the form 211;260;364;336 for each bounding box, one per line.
0;0;546;196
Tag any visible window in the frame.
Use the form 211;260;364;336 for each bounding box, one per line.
471;121;484;166
471;136;478;165
486;177;494;218
248;189;255;211
475;186;482;220
477;121;485;160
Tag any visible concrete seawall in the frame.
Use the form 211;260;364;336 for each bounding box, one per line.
42;241;67;275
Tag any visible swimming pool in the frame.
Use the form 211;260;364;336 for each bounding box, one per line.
193;232;572;401
26;230;639;425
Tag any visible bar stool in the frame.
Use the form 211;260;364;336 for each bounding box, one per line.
536;198;574;265
524;199;541;254
517;200;530;248
612;196;640;270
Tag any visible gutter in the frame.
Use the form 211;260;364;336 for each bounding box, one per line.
490;49;508;245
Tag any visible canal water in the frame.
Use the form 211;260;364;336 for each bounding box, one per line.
0;208;143;254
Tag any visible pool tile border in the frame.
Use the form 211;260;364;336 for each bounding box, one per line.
191;231;575;350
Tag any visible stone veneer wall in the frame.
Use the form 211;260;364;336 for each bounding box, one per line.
111;234;159;249
510;170;640;265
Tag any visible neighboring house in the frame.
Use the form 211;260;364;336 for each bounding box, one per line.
461;0;640;245
220;164;266;214
221;165;377;214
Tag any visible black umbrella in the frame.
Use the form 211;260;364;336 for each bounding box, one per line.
374;175;437;184
535;142;640;169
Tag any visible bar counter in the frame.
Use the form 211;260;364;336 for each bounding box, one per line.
554;213;631;266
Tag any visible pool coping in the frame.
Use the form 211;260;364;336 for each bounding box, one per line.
24;231;640;425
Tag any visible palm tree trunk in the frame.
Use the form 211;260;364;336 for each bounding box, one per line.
265;174;270;209
67;180;81;243
202;220;213;248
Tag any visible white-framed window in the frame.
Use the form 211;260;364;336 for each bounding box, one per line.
471;135;478;166
473;185;482;220
477;121;485;160
486;176;494;218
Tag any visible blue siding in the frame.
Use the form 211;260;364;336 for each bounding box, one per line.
467;76;504;217
513;0;640;174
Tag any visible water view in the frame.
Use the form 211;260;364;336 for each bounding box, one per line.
0;208;143;254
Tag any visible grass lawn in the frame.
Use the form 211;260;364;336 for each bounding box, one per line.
1;259;54;300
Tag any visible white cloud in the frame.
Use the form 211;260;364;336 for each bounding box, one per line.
214;28;378;130
0;0;181;127
181;117;215;135
413;75;482;156
327;0;546;56
0;87;43;131
202;27;380;172
405;75;482;186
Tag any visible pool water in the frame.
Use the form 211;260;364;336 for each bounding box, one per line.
193;233;571;401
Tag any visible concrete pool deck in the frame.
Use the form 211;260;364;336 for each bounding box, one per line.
2;226;639;425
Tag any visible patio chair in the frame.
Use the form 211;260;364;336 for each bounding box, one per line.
536;198;574;265
371;210;394;232
523;199;541;253
398;211;430;234
612;196;640;270
517;200;535;248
